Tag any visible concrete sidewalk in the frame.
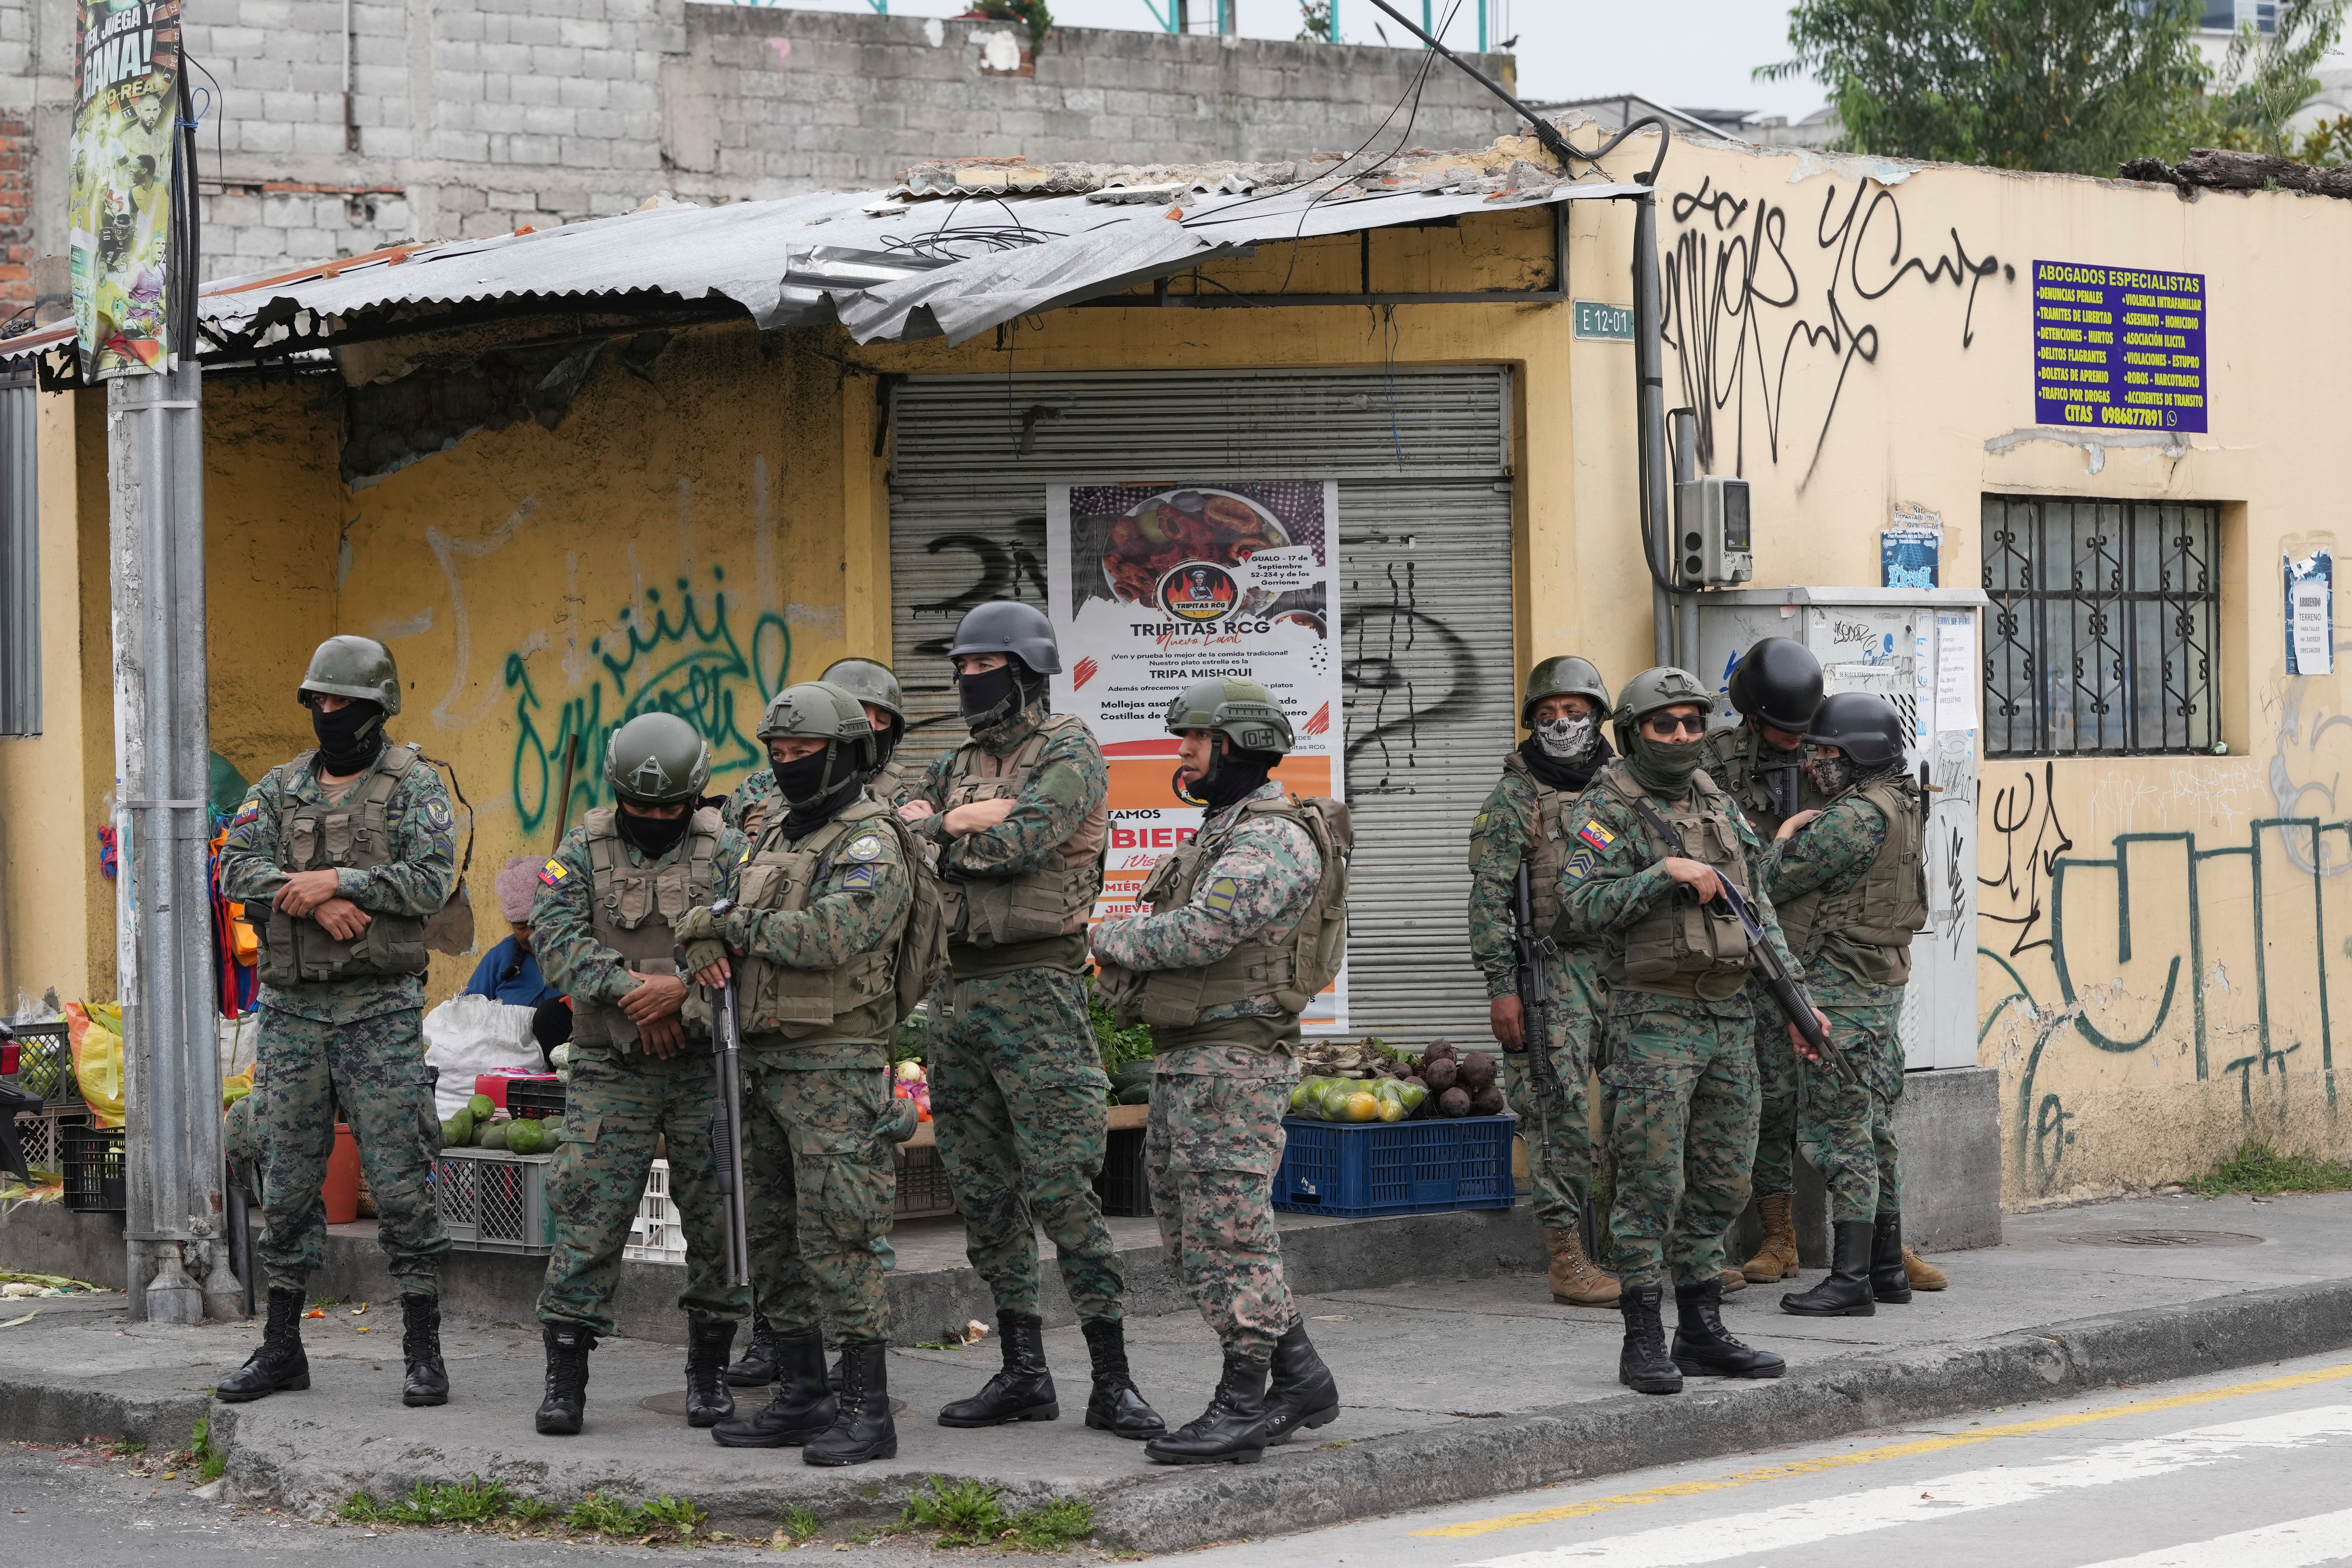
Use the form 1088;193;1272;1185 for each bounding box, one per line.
7;1189;2352;1551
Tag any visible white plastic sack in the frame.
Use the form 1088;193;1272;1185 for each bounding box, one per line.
422;994;543;1118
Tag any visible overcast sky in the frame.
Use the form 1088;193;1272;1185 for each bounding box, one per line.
761;1;1836;120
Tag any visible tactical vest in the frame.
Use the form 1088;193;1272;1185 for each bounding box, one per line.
1097;794;1351;1050
1597;764;1756;1001
569;806;722;1049
254;742;433;987
1774;775;1930;985
936;713;1107;947
733;797;912;1041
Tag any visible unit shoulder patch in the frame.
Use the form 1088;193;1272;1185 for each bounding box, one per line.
1576;819;1618;852
538;859;568;887
844;833;885;863
423;798;454;831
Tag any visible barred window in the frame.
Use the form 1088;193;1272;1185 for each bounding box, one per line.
1981;495;2221;757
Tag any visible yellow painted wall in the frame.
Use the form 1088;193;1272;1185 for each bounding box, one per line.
9;125;2349;1207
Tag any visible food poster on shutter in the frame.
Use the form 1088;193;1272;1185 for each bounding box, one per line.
1047;480;1348;1031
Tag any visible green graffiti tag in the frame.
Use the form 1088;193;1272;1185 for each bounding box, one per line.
507;565;790;836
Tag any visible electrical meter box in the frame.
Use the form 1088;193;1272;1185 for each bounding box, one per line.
1694;586;1989;1072
1675;476;1752;587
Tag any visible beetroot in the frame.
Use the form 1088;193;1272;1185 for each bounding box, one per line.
1459;1051;1497;1091
1424;1056;1460;1092
1438;1086;1472;1118
1467;1084;1505;1116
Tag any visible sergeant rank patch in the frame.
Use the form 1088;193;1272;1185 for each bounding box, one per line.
1576;819;1617;852
840;864;877;891
1565;847;1597;881
539;859;568;886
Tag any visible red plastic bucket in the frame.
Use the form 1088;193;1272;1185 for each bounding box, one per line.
320;1123;360;1224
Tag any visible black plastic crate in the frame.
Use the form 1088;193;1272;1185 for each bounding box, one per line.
1093;1126;1152;1219
62;1124;125;1213
10;1023;77;1105
505;1078;567;1122
895;1143;957;1219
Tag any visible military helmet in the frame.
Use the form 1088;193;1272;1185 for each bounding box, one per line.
947;600;1060;676
298;634;401;714
1610;666;1714;753
757;681;881;808
1804;691;1908;770
604;712;711;805
1164;676;1294;756
1521;655;1611;729
818;657;906;724
1726;637;1825;732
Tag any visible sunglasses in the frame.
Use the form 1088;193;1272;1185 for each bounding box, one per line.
1643;713;1709;737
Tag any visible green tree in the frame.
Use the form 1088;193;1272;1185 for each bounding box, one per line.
1761;0;2210;173
2201;0;2347;154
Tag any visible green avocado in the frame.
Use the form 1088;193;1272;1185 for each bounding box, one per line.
1116;1083;1151;1105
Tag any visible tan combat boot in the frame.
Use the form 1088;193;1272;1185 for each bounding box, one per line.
1902;1245;1948;1291
1740;1192;1800;1283
1544;1227;1622;1307
1717;1266;1747;1295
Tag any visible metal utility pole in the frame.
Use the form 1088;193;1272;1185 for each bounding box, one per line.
109;361;232;1324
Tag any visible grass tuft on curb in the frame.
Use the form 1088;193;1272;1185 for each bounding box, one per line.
2191;1139;2352;1198
897;1476;1093;1551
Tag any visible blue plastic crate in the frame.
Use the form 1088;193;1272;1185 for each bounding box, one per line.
1273;1114;1517;1218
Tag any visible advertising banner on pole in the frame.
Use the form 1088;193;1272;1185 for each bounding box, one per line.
1047;479;1348;1030
69;0;183;378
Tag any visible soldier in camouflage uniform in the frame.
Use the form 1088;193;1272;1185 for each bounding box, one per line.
897;602;1157;1440
529;713;748;1436
1764;693;1932;1317
1468;656;1619;1308
684;682;918;1466
215;636;456;1409
1560;667;1819;1397
724;655;912;1391
1093;678;1347;1466
1699;637;1826;1288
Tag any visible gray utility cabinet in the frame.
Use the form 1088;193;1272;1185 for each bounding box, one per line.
1693;587;1989;1071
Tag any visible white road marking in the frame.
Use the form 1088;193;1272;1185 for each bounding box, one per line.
1459;1406;2352;1568
2071;1505;2352;1568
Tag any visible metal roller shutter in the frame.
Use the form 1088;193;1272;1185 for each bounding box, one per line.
887;367;1516;1047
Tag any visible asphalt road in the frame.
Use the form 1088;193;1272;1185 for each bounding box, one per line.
1180;1347;2352;1568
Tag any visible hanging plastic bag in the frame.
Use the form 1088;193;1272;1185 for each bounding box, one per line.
422;993;541;1119
65;1001;125;1129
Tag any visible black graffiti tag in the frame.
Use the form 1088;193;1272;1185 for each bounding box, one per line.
1980;761;2074;957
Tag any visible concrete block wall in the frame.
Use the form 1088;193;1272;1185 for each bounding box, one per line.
3;0;1521;284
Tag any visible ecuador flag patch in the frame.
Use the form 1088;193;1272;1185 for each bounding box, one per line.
1576;819;1617;852
538;859;568;887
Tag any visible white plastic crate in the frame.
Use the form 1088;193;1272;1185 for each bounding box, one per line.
624;1158;687;1264
433;1147;555;1255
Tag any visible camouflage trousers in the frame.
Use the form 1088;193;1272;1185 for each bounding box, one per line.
928;967;1123;1322
1600;993;1760;1290
253;1005;447;1297
1145;1056;1296;1360
1747;979;1801;1198
738;1058;896;1345
1794;995;1907;1223
538;1038;748;1338
1500;951;1610;1234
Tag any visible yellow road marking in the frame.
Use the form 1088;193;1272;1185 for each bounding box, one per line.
1410;1358;2352;1539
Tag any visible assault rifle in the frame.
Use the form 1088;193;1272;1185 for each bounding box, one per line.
684;936;751;1290
1706;880;1878;1101
1510;863;1563;1147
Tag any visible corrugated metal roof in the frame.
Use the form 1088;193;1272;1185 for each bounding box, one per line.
6;133;1645;365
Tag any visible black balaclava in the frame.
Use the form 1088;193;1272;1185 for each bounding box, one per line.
309;698;386;775
1184;736;1280;816
774;743;866;840
616;806;691;859
960;659;1045;733
1520;729;1613;794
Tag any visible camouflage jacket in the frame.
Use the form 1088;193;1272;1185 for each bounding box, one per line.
906;704;1107;881
1089;780;1318;1025
217;742;457;1024
1467;759;1542;1001
1556;760;1801;1015
1763;791;1898;1004
531;817;749;1007
1699;720;1824;842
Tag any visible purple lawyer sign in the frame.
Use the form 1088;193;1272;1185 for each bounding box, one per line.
2032;260;2208;434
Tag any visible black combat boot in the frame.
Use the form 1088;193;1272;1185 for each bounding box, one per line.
725;1309;781;1387
713;1331;836;1448
1079;1316;1164;1439
1782;1220;1877;1317
216;1287;310;1403
684;1317;737;1428
1263;1321;1341;1444
1143;1350;1272;1466
1870;1213;1914;1304
804;1341;897;1466
399;1292;450;1407
937;1310;1058;1427
1617;1283;1682;1395
1670;1277;1786;1379
535;1323;596;1436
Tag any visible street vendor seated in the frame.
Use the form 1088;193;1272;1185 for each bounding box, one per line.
465;855;566;1009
